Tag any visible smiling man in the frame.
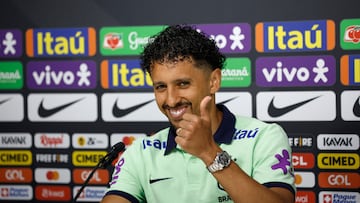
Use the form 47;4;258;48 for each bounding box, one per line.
101;25;295;203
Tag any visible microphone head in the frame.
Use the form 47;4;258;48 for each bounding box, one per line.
111;141;126;154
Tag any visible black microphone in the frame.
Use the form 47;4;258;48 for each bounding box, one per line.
73;141;126;202
98;141;126;168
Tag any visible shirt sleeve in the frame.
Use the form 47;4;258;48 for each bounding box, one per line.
252;123;296;193
104;139;145;202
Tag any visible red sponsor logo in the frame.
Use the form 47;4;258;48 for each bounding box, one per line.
292;153;315;169
35;185;71;201
0;168;32;183
73;168;109;184
318;172;360;188
295;191;315;203
40;134;64;147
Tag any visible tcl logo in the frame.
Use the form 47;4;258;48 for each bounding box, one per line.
0;168;32;183
318;172;360;188
292;153;315;169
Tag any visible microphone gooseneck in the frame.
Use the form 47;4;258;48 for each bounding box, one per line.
73;141;126;202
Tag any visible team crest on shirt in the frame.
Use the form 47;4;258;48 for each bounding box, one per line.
271;149;294;176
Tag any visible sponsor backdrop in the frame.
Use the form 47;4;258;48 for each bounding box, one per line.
0;0;359;203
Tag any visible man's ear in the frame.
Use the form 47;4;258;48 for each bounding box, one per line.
210;68;221;94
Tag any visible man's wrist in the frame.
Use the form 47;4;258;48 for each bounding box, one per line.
207;151;231;173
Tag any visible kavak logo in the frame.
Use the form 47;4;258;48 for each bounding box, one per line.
256;55;336;87
255;19;335;52
340;54;360;86
341;90;360;121
28;93;97;122
194;23;251;53
317;134;359;150
0;94;23;122
0;29;22;58
256;91;336;121
26;60;97;89
0;133;32;148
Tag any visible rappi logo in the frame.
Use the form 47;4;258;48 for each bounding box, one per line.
101;59;152;89
255;19;335;52
26;60;97;89
256;55;335;87
26;27;96;57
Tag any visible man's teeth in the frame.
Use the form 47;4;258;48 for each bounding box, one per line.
170;109;183;116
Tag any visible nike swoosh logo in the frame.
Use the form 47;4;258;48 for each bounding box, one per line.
0;98;11;105
218;97;238;105
112;98;154;118
38;98;84;118
149;177;173;184
268;96;320;117
353;96;360;117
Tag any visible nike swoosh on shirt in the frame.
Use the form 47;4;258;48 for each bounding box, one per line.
38;98;84;118
0;98;11;105
149;177;173;184
268;96;320;117
353;96;360;117
112;98;154;118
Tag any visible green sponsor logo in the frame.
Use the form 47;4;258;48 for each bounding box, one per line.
340;18;360;50
99;25;166;56
0;61;23;89
221;58;251;87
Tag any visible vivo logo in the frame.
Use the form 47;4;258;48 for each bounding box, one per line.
27;60;96;89
256;55;335;87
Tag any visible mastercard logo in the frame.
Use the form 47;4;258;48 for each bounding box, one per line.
46;170;59;180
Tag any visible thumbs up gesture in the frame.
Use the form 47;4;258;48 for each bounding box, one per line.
175;96;221;160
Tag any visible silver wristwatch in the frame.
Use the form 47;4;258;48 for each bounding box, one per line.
207;151;231;173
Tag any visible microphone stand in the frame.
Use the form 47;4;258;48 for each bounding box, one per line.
73;142;125;202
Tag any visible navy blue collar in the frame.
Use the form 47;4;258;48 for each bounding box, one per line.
164;104;236;155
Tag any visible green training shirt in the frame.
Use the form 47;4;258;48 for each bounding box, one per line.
105;105;296;203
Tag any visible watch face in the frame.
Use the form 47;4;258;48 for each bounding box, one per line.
218;151;230;165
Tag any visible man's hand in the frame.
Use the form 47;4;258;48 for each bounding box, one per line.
175;96;219;159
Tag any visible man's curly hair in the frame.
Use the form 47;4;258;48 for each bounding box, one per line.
140;24;226;73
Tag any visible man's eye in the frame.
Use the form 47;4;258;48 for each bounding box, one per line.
155;85;166;90
179;81;190;87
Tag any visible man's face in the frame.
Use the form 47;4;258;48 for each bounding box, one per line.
150;59;213;128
